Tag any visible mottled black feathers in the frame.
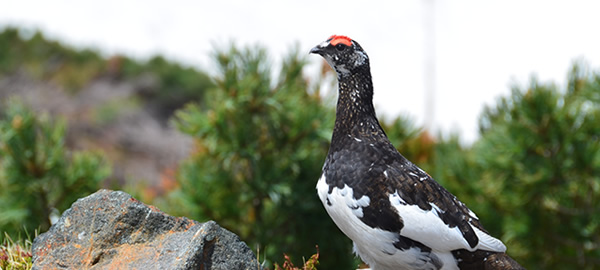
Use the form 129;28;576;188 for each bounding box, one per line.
322;115;485;249
379;161;483;249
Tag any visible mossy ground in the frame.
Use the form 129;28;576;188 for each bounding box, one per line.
0;234;33;270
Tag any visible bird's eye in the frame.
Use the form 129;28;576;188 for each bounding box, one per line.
335;44;346;51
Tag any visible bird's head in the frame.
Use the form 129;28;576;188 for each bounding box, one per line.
310;35;369;77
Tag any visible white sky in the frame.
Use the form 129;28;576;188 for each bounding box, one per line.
2;0;600;143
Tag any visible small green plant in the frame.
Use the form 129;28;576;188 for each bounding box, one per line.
0;99;111;237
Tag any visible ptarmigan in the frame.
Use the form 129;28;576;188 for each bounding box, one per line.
310;35;514;270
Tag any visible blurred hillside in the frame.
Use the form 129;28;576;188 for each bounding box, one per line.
0;27;213;194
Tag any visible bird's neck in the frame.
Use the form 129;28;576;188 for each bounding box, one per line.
332;69;379;139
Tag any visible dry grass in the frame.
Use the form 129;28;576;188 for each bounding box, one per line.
0;234;33;270
273;246;319;270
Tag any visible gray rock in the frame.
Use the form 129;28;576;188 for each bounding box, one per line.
32;189;261;270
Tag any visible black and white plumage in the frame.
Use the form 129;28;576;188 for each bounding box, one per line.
310;35;507;270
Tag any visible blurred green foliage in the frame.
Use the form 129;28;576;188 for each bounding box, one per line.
167;45;357;269
468;64;600;269
119;55;214;118
0;99;110;238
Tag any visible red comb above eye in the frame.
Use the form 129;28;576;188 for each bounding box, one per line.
329;35;352;46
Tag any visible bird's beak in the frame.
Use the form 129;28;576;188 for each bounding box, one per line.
310;45;323;55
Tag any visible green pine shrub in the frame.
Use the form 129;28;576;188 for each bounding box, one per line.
471;63;600;269
166;45;357;269
0;99;111;238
